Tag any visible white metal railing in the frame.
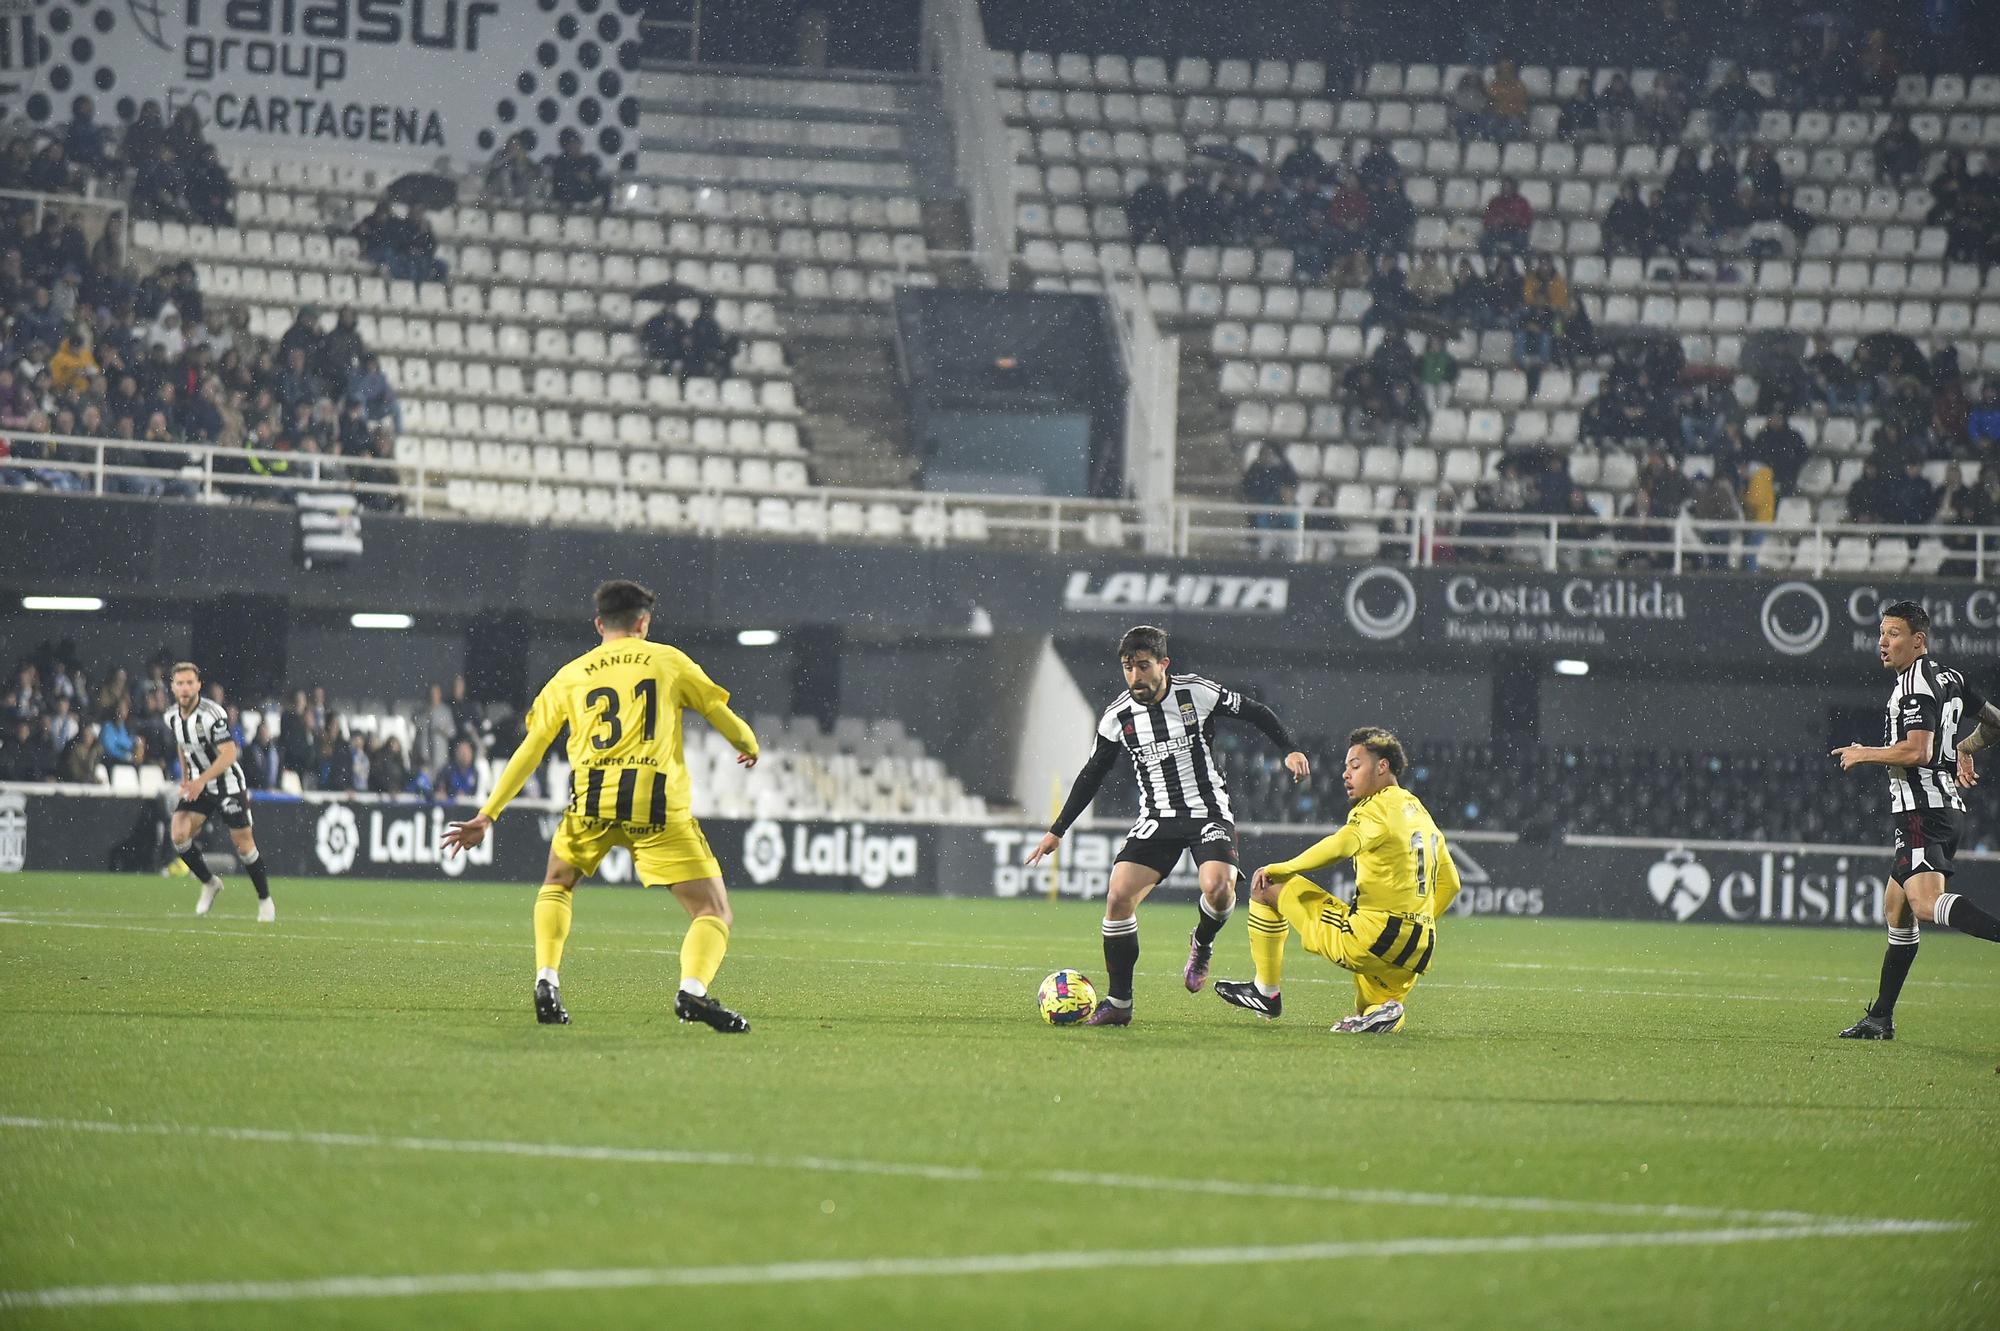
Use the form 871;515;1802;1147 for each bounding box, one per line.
3;429;1994;577
1102;258;1180;556
919;0;1013;289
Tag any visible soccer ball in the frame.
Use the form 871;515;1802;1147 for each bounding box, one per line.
1037;969;1098;1025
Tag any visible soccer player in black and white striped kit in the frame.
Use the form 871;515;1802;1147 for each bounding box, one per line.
1832;601;2000;1039
1025;626;1310;1025
168;662;276;923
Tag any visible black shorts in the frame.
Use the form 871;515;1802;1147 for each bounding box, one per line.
1114;816;1238;879
1891;807;1961;883
175;787;253;831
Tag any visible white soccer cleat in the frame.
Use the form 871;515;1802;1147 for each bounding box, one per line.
257;897;276;924
195;877;225;916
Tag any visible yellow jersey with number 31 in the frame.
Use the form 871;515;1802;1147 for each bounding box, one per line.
1262;786;1459;920
480;638;758;828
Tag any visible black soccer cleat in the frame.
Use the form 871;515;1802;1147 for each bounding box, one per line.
676;988;750;1033
1838;1010;1894;1041
534;978;570;1025
1214;979;1282;1019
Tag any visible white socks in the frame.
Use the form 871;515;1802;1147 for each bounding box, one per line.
1255;980;1281;998
680;978;707;997
1934;894;1959;927
537;967;559;987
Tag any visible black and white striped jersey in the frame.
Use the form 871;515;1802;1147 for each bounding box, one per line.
1884;657;1986;813
1095;674;1241;823
170;699;247;798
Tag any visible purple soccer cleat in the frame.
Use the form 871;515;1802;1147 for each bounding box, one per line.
1183;931;1213;992
1085;999;1132;1026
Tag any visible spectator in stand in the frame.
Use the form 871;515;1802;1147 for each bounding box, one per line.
1487;58;1530;140
683;298;741;380
1480;177;1533;259
61;97;115;180
1451;70;1495;143
548;129;611;212
1688;468;1745;569
1364;176;1415;256
1277;132;1326;188
1514;256;1569;396
1804;335;1866;412
58;719;104;784
353;200;446;284
1750;413;1809;496
1596;72;1639;141
412;683;455;773
274;346;318;414
1241;441;1299;556
49;326;96;397
1125;170;1173;246
344;353;401;431
1603;179;1653;259
0;718;54;782
439;737;482;801
1325;170;1372;280
1359;252;1412;334
447;675;481;741
1639;69;1690;146
372;735;411;795
1354;137;1402;190
1875;114;1924;187
184;142;235;225
1407;252;1453;316
483;131;544;203
1880;458;1939;526
1556;85;1599;143
314;306;367;388
99;697;144;768
1172;173;1221;247
1417;334;1459;412
1705;66;1766;149
1853;28;1901;105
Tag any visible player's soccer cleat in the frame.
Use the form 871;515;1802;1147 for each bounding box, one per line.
194;877;224;916
1213;979;1281;1019
1838;1010;1894;1040
1331;1000;1405;1033
1084;999;1132;1026
534;978;571;1025
1182;931;1213;992
256;898;275;924
675;988;749;1033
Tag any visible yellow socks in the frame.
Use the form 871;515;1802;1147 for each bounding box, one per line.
1247;899;1290;993
679;915;730;992
534;884;573;973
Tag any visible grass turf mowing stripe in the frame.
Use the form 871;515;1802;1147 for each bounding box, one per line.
0;1115;1941;1228
0;1221;1969;1311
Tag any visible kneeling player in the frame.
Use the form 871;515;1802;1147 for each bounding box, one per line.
443;580;760;1032
1215;728;1458;1032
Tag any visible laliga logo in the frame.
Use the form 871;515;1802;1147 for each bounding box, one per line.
742;819;786;885
1344;567;1418;641
315;804;359;874
1760;581;1829;657
1646;847;1713;921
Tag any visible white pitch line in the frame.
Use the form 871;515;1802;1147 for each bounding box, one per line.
0;1220;1967;1311
0;1115;1921;1229
0;913;1947;1004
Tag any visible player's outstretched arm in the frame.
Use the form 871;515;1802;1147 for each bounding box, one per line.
1026;736;1120;865
1259;824;1364;883
445;693;560;853
1832;731;1932;771
1232;696;1310;782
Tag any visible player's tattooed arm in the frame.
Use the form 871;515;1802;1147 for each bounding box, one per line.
1954;702;2000;755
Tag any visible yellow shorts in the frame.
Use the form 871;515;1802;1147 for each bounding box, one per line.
549;813;722;887
1276;877;1436;1001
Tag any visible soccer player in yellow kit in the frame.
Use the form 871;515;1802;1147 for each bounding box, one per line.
1214;727;1459;1033
442;580;760;1032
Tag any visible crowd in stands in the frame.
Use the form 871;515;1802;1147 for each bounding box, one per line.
0;104;404;500
1208;14;2000;563
481;128;617;212
0;644;529;800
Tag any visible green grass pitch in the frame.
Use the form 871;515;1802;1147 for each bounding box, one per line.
1;871;1996;1330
